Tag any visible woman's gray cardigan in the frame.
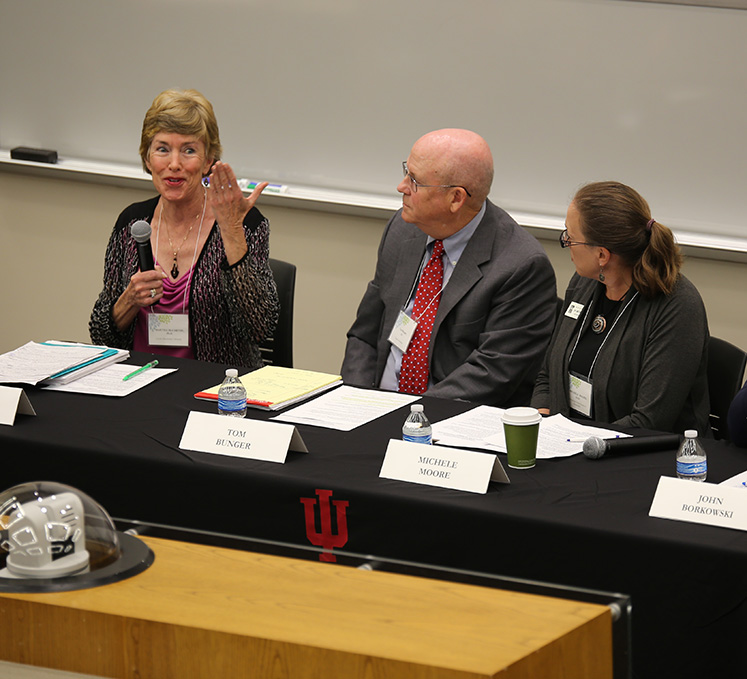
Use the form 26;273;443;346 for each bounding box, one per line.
531;273;710;435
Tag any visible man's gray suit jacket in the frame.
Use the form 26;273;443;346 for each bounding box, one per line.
341;200;557;406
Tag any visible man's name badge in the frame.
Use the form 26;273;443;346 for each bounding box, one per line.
388;311;418;353
148;312;190;347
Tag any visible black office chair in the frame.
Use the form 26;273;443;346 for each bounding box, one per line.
259;258;296;368
707;336;747;441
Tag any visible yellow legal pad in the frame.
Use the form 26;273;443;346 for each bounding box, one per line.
195;365;342;411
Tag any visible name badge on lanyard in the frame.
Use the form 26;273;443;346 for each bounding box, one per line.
388;242;447;354
388;310;418;353
568;372;593;418
566;290;640;419
148;313;190;347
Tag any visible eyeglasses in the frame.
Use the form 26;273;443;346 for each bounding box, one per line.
402;162;472;197
559;229;598;249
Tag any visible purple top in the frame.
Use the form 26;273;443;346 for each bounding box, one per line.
90;196;279;369
134;265;195;359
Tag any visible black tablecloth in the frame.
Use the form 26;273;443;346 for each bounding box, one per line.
4;353;747;679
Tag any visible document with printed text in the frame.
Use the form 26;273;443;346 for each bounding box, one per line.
272;385;419;431
432;407;629;458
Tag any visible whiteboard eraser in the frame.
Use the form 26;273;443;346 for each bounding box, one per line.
11;146;58;164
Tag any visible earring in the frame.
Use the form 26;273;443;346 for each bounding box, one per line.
599;267;606;282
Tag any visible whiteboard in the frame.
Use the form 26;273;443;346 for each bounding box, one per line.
1;0;746;239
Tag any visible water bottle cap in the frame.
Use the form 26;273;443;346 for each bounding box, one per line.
684;429;698;438
411;404;424;413
225;368;238;378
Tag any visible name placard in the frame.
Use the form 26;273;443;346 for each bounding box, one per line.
0;386;36;426
179;411;307;463
380;440;509;494
649;475;747;532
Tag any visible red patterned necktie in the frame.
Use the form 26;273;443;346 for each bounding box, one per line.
399;240;445;395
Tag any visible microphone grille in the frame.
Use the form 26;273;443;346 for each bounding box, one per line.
130;220;152;244
582;436;606;459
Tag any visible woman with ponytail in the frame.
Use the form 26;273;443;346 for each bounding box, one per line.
531;181;710;434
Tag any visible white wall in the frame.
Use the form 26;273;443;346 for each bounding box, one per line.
2;172;746;378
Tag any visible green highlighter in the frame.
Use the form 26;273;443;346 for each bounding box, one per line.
122;360;159;382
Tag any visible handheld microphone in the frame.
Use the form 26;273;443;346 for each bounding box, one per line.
130;220;154;271
583;433;681;459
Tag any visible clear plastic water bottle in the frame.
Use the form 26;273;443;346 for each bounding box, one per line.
402;404;432;445
676;430;707;482
217;369;247;418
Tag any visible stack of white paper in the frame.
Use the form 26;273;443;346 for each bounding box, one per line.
0;341;129;386
431;406;630;459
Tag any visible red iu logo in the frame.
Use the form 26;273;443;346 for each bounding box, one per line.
300;489;349;562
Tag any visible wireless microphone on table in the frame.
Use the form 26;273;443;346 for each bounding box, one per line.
583;434;681;459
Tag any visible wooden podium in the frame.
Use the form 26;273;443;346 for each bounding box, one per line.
0;536;612;678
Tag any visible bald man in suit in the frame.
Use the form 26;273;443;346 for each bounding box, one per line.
341;128;557;406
